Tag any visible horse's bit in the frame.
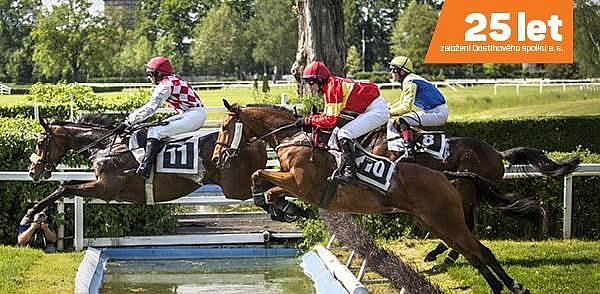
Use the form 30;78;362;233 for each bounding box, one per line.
29;131;57;174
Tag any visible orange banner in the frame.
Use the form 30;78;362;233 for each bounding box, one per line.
425;0;573;63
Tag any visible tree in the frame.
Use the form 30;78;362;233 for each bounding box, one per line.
390;1;438;75
31;0;116;81
291;0;345;95
190;4;247;76
248;0;297;77
345;45;362;76
0;0;41;83
574;0;600;77
344;0;404;71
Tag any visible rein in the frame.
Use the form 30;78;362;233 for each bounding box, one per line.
247;122;298;145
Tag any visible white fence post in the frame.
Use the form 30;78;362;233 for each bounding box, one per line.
57;199;64;251
75;196;84;251
494;84;498;95
563;175;573;239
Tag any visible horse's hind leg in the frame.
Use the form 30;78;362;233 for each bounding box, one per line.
263;186;315;222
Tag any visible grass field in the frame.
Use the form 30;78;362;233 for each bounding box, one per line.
0;246;83;294
362;239;600;294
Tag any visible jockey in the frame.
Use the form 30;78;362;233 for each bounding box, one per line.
388;56;448;160
116;56;206;178
298;61;390;183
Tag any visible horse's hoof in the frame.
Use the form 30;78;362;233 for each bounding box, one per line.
511;281;530;294
430;263;449;273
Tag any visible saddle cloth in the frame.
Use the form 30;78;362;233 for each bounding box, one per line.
386;121;450;161
128;130;204;175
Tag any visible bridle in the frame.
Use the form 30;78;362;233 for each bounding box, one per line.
29;130;58;175
215;111;297;168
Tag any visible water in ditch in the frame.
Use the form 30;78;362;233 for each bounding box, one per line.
100;257;314;293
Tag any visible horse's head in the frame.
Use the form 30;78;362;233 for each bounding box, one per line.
212;99;250;169
29;116;69;182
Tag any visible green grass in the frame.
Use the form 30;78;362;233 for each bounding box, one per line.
4;84;600;121
0;246;83;294
367;239;600;294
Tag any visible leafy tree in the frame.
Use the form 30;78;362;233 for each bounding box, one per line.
155;0;216;74
31;0;116;81
390;1;438;75
344;0;404;71
247;0;297;77
574;0;600;77
0;0;41;83
345;45;362;76
190;4;246;76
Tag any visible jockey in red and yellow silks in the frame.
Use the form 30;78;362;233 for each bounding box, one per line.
298;61;390;183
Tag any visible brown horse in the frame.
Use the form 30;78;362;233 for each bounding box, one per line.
369;122;578;265
212;102;533;293
23;114;267;224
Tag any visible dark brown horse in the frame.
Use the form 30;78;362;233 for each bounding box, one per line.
212;103;534;293
23;114;267;224
369;122;578;265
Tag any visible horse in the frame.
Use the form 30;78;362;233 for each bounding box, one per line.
23;113;268;225
368;121;579;265
212;102;534;293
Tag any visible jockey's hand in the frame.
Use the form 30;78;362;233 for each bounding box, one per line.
295;117;306;128
113;122;129;134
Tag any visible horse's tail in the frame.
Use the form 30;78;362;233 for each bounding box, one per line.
445;171;548;234
500;147;580;177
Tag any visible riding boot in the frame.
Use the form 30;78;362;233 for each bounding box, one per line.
136;138;160;178
334;138;358;184
399;121;415;161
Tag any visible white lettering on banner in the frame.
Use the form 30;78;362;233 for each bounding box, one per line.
465;12;563;42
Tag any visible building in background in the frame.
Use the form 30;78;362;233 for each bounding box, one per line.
104;0;137;27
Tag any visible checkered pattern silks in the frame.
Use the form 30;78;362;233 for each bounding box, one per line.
162;76;203;113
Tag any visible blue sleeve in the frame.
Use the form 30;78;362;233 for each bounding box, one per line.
17;224;29;234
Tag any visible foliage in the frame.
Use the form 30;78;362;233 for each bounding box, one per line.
345;45;362;76
247;0;297;76
574;0;600;77
482;64;523;78
352;71;391;83
390;1;439;75
191;3;248;76
297;218;329;250
0;0;41;83
31;0;116;81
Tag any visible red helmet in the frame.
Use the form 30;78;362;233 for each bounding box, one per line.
302;61;331;83
146;56;173;75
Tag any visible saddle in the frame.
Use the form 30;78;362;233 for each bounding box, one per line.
126;129;205;176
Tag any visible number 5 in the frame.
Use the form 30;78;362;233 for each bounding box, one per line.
489;13;511;41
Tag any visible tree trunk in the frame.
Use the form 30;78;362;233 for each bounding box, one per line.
292;0;345;95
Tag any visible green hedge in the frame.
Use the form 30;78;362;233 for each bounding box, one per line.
444;117;600;153
0;117;177;246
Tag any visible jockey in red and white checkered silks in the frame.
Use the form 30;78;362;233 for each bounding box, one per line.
120;56;206;178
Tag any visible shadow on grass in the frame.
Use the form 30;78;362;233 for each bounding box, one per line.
425;256;597;274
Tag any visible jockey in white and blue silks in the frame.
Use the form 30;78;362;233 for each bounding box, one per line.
388;56;448;160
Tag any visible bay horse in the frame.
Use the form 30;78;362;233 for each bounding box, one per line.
23;113;267;224
370;121;578;265
212;102;533;293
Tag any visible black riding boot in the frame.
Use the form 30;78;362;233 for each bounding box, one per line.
136;138;160;178
334;138;358;184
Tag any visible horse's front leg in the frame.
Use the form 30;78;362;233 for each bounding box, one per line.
264;186;316;222
21;180;104;225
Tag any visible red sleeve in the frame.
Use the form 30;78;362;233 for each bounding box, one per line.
304;114;338;129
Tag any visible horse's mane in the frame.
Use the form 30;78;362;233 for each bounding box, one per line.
53;113;117;128
244;103;296;115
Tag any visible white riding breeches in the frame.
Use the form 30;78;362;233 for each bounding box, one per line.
399;103;448;127
147;107;207;140
336;97;390;140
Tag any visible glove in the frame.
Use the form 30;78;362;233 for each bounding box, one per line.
295;117;306;128
113;122;129;134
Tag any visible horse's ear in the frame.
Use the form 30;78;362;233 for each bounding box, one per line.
223;99;232;112
311;105;318;115
38;114;51;132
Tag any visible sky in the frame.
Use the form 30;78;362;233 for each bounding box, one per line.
42;0;104;14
